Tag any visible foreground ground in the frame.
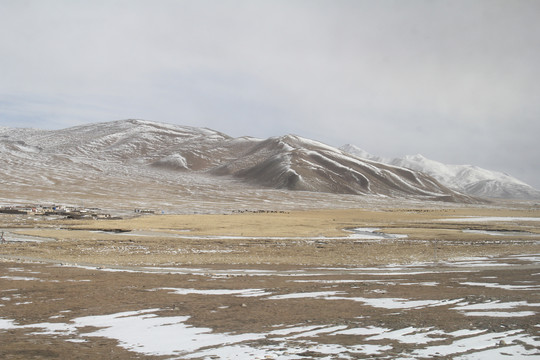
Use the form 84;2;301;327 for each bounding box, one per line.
1;204;539;359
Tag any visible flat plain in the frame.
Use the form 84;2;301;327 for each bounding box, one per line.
1;203;540;359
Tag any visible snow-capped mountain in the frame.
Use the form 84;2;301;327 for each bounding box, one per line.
340;144;540;200
0;119;473;206
212;134;469;200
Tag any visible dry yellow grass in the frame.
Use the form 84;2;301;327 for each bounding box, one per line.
50;206;540;234
1;206;539;267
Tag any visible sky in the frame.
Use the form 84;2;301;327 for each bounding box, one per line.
1;0;539;188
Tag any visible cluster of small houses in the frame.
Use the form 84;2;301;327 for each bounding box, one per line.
231;209;289;214
0;204;112;219
134;208;157;214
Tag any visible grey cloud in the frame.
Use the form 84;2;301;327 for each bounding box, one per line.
1;0;539;187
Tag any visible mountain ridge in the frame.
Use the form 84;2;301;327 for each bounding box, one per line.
340;144;540;200
1;119;479;204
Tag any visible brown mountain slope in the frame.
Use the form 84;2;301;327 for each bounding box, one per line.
0;120;474;204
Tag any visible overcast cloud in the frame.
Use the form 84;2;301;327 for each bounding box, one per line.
1;0;539;188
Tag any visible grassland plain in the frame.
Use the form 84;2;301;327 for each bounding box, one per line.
1;206;539;266
1;204;540;359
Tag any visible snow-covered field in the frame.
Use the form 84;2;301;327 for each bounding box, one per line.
2;307;538;359
1;254;539;359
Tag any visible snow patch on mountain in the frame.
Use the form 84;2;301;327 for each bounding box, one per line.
339;144;383;163
0;119;476;203
152;154;189;170
340;144;540;200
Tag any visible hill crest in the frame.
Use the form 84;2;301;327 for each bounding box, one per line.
1;119;477;203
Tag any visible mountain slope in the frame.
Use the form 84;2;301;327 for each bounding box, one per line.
0;119;473;205
214;135;469;201
340;144;540;200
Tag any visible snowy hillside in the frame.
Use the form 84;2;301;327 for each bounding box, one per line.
340;144;540;200
213;134;471;200
0;119;473;205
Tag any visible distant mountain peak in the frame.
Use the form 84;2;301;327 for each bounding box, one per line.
340;144;540;200
405;154;428;162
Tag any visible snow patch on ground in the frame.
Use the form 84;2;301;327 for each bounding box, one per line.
152;288;272;297
462;229;539;237
411;329;540;358
267;291;346;300
324;296;463;310
460;281;540;291
347;227;408;240
2;252;540;359
0;276;40;281
2;309;539;359
439;216;540;223
452;299;540;317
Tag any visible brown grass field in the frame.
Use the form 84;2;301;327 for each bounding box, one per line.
2;206;539;267
1;204;540;359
